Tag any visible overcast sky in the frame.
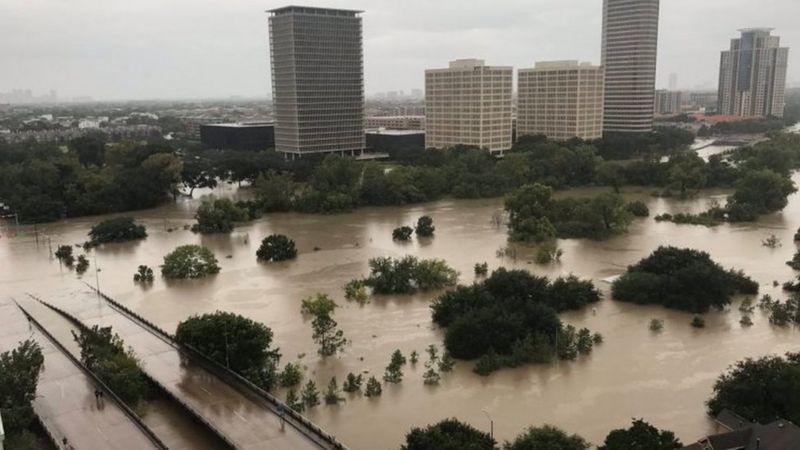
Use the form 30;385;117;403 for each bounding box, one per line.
1;0;798;100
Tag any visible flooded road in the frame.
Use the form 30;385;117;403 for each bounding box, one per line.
2;178;800;449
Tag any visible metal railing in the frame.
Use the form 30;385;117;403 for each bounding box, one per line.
12;298;169;450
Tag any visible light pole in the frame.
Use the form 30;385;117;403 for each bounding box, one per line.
482;409;494;440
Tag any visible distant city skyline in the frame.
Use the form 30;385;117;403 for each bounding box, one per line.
1;0;798;101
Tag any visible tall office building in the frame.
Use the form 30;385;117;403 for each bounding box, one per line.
517;61;604;141
425;59;513;153
268;6;365;156
601;0;660;134
654;89;683;115
717;28;789;118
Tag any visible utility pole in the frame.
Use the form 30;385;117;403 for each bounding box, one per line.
482;409;494;440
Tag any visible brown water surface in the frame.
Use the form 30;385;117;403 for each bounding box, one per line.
2;179;800;449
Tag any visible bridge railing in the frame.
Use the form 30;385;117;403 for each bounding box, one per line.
82;284;349;450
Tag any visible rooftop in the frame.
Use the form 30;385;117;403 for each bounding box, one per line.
202;122;274;128
738;27;775;33
268;5;362;16
366;129;425;136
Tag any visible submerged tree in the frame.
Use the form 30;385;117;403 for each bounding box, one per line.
256;234;297;262
324;377;344;405
415;216;435;237
301;380;320;408
393;226;414;241
364;376;382;397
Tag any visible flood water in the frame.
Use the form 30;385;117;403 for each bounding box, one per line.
2;177;800;449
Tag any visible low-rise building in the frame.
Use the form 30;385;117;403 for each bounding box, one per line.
365;115;425;130
365;129;425;154
199;122;275;151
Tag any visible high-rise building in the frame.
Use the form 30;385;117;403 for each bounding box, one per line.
425;59;513;153
654;90;683;115
601;0;661;134
717;28;789;118
268;6;365;156
517;61;604;141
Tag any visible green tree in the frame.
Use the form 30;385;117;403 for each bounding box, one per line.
364;376;382;397
728;169;796;215
88;216;147;246
192;198;248;234
133;265;154;283
301;380;320;408
312;313;347;357
342;373;363;393
707;352;800;425
393;226;414;241
416;216;435;237
181;156;217;197
597;161;626;193
504;425;589;450
175;311;281;390
324;377;344;405
400;418;496;450
286;388;303;412
72;325;149;405
278;362;303;388
301;293;338;317
599;419;682;450
55;245;75;266
69;134;106;167
0;339;44;434
256;234;297;262
161;245;220;279
344;279;370;304
667;152;707;197
254;170;294;212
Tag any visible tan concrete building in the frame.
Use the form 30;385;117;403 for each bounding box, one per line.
425;59;513;153
517;61;604;141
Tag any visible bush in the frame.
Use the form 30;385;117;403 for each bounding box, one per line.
691;316;706;328
415;216;435;237
399;418;495;450
55;245;75;266
256;234;297;262
474;262;489;276
133;265;154;283
343;279;369;304
75;255;90;274
192;198;248;234
626;200;650;217
161;245;220;279
363;256;458;295
649;319;664;332
87;217;147;246
393;226;414;241
612;246;758;313
534;241;562;264
176;311;281;390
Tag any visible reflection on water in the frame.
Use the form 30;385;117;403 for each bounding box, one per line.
3;178;800;449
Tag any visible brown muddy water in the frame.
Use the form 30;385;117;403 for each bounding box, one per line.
2;176;800;449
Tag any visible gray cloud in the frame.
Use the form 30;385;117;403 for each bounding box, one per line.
0;0;797;100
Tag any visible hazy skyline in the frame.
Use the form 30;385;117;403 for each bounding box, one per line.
2;0;798;100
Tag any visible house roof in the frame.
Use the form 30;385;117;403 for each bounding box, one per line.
716;408;753;431
683;420;800;450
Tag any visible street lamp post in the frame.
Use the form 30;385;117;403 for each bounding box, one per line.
482;409;494;440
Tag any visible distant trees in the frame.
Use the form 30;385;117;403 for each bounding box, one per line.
0;339;44;436
625;201;650;218
611;246;758;313
87;216;147;246
707;352;800;425
431;268;601;373
72;325;149;405
599;419;682;450
175;311;281;390
192;198;248;233
505;183;631;242
256;234;297;262
161;245;220;279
